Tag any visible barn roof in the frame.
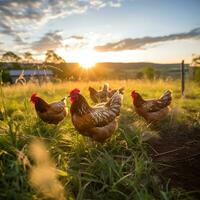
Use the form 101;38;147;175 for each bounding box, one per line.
9;69;54;76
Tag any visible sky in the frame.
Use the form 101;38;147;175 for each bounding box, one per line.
0;0;200;64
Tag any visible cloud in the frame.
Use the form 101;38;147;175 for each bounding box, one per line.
95;27;200;52
64;41;88;50
0;21;24;45
31;31;63;52
0;0;45;44
67;35;84;40
64;35;88;50
0;0;123;43
89;0;122;8
65;44;71;50
0;49;5;54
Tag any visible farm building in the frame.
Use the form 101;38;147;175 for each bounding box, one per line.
9;69;54;84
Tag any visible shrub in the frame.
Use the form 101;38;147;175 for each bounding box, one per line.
2;70;11;83
135;71;144;79
143;67;155;80
194;68;200;82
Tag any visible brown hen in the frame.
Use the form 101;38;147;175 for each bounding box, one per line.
89;83;124;104
131;90;172;122
69;88;123;142
30;93;67;124
88;83;109;103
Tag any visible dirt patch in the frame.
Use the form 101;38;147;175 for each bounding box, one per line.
148;128;200;193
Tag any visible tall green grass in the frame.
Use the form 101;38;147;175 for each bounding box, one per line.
0;80;199;199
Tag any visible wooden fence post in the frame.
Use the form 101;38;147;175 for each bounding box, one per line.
181;60;185;97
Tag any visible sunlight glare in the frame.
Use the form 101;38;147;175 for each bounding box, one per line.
78;50;97;69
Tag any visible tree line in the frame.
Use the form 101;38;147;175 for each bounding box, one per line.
1;50;200;82
0;50;66;64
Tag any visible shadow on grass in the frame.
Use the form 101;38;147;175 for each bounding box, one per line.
62;107;171;200
145;108;200;195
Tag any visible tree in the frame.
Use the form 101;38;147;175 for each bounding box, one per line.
1;51;22;62
143;67;155;80
45;50;66;64
23;52;34;63
192;55;200;66
135;71;144;79
194;68;200;82
192;55;200;82
1;70;11;83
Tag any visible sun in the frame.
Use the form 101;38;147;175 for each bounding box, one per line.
56;48;98;68
77;50;97;69
79;59;96;69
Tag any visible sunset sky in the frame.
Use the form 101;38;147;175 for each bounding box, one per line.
0;0;200;63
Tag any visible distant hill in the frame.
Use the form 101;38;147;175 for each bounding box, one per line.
0;62;189;80
94;62;189;79
96;62;189;70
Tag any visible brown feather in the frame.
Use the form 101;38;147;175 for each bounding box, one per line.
35;97;50;113
35;97;67;124
88;84;124;104
133;90;172;122
70;90;123;142
88;87;99;103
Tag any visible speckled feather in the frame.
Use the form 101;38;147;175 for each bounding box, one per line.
135;90;172;112
134;90;172;122
35;97;67;124
70;90;123;142
89;83;124;104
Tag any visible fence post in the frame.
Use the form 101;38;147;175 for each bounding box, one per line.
181;60;185;97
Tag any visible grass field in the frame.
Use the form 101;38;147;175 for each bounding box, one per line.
0;79;200;200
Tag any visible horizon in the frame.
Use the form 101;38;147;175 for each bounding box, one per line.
0;59;190;65
0;0;200;64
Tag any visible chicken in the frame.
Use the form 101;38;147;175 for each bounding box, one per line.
88;83;109;103
69;88;123;142
108;88;120;98
30;93;67;124
131;90;172;122
89;83;124;104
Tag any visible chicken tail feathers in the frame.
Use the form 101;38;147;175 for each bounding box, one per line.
119;87;125;94
160;90;172;106
89;87;99;103
102;83;109;91
61;97;67;105
89;86;98;94
105;90;123;116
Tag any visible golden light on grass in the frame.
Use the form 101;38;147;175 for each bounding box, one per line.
77;50;97;69
29;139;66;200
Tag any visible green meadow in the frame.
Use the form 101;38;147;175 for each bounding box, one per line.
0;79;200;200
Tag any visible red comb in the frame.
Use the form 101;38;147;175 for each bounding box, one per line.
70;88;80;95
30;93;37;103
131;90;136;96
31;93;37;98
